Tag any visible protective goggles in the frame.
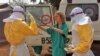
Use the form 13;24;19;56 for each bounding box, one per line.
70;12;83;17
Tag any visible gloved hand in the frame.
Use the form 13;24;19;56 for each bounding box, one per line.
64;44;74;53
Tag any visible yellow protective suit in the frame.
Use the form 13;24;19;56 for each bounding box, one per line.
70;7;94;56
72;23;94;56
4;15;38;56
73;24;93;53
71;18;94;56
3;6;39;56
4;16;38;46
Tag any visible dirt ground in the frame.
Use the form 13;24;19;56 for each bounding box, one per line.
0;43;35;56
0;43;9;56
0;42;100;56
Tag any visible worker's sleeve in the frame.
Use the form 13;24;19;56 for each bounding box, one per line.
46;24;57;35
18;20;38;36
46;27;53;35
29;15;39;35
73;24;93;53
61;24;69;37
61;24;69;43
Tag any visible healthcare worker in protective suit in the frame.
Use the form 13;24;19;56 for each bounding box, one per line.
65;7;95;56
3;6;38;56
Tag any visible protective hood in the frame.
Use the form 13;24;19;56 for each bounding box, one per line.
70;7;90;25
3;6;25;22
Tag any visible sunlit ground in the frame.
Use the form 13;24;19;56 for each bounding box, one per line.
0;43;9;56
0;43;34;56
0;42;100;56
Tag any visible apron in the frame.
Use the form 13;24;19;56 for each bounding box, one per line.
9;43;30;56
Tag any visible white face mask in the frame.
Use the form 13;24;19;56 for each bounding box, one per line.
72;16;90;25
71;13;86;22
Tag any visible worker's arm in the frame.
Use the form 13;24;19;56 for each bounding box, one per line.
73;24;93;53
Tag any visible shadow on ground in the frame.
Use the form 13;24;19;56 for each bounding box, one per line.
0;41;100;56
91;41;100;56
